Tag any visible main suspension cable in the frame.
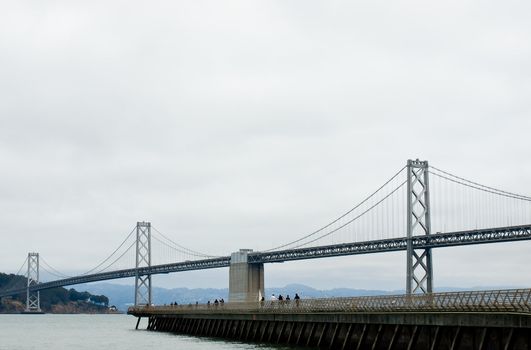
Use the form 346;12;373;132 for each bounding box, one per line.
430;171;531;202
151;226;218;258
430;165;531;201
151;235;216;259
97;240;137;273
40;257;71;279
286;180;407;249
14;257;28;276
265;165;407;251
34;226;137;278
0;258;29;294
40;264;72;280
79;226;137;275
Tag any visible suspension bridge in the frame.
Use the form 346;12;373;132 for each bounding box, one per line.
2;159;531;316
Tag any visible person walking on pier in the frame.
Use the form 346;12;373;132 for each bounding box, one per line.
294;293;300;306
271;294;277;301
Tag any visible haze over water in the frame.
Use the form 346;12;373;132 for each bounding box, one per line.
0;314;296;350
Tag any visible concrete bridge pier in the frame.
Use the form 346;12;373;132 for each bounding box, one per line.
229;249;264;303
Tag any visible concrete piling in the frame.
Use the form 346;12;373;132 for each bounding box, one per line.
136;312;531;349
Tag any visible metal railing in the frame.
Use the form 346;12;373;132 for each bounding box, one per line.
128;289;531;315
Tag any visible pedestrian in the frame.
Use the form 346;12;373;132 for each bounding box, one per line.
286;295;291;301
214;299;219;306
294;293;300;306
271;293;277;301
278;294;284;301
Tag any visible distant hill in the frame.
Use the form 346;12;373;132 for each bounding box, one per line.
77;283;396;311
0;273;113;314
74;283;230;311
76;282;523;312
78;282;399;311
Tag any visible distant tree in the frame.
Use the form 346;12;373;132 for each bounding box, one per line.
89;295;109;306
0;272;111;313
68;289;91;302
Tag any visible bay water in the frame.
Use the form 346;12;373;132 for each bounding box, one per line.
0;314;297;350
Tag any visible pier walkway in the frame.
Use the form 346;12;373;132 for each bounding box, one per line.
129;289;531;349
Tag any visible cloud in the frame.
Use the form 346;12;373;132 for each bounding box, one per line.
0;0;530;290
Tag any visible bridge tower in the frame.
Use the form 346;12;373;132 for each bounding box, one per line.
406;159;433;295
26;252;41;312
135;221;152;306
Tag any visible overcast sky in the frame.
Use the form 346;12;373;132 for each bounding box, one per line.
1;0;530;291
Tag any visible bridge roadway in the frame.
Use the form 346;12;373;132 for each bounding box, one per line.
1;224;531;298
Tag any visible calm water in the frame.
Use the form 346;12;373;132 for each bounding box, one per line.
0;314;296;350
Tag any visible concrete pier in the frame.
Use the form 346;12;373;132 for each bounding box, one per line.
129;289;531;349
131;309;531;349
228;249;264;303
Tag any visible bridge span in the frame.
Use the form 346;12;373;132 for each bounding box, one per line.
1;224;531;299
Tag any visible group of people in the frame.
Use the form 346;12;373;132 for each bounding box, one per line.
206;298;225;306
266;293;301;302
167;301;197;307
166;294;300;307
168;299;225;307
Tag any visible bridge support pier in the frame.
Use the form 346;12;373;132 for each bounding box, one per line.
25;252;41;313
229;249;264;303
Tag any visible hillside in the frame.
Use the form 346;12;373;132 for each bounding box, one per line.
76;283;400;311
77;282;523;312
0;273;114;314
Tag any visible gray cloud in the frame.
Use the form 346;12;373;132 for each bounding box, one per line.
1;0;530;290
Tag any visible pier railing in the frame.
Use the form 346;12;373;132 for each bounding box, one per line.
128;288;531;315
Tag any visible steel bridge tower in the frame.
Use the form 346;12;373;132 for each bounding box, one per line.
406;159;433;295
135;221;152;306
26;252;41;312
